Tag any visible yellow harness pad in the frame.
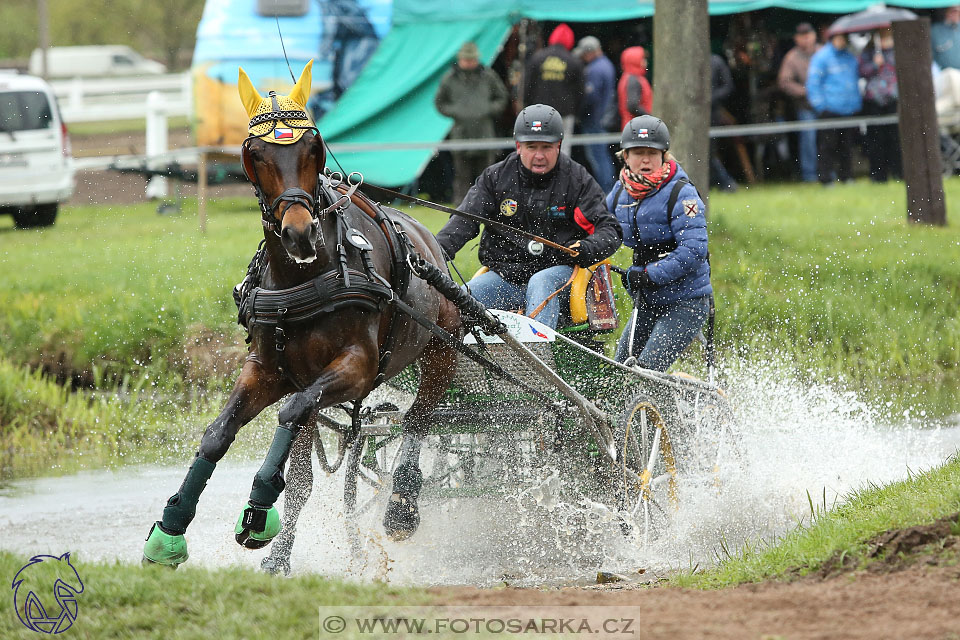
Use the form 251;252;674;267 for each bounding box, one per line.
238;60;315;145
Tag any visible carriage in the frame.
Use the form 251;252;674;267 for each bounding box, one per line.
260;304;736;575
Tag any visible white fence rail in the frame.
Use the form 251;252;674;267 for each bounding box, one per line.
51;73;191;123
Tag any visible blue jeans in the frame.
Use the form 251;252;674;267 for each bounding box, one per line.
796;108;819;182
464;266;575;329
614;295;710;372
581;122;616;193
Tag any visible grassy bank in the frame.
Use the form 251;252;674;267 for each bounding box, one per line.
0;550;430;639
671;453;960;589
1;180;958;387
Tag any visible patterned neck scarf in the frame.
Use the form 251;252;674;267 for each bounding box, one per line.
619;159;675;200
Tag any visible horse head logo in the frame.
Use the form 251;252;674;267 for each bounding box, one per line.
11;553;84;634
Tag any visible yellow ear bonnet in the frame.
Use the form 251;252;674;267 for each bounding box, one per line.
237;60;315;145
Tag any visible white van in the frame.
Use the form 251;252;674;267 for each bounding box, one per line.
29;46;167;78
0;72;75;228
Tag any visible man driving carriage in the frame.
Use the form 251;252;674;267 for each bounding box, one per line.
435;104;622;329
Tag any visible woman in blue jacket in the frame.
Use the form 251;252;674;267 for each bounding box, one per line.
606;115;712;371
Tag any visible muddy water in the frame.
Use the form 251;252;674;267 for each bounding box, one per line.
2;367;959;586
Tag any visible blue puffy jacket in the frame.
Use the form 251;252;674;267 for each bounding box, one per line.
606;161;712;305
806;42;862;116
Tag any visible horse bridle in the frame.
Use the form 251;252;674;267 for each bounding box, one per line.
240;91;328;238
241;133;364;241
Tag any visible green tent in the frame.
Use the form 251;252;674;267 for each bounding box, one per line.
319;0;956;186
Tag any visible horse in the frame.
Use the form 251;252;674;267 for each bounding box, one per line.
142;60;462;567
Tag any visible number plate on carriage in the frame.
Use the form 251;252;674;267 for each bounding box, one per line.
463;309;557;345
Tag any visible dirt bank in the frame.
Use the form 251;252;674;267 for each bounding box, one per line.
69;128;250;207
431;516;960;639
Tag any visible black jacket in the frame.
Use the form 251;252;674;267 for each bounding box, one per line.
523;44;584;118
436;153;622;285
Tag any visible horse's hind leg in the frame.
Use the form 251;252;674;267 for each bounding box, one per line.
260;425;315;575
384;337;458;541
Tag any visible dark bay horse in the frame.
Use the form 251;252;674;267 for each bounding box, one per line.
143;61;460;567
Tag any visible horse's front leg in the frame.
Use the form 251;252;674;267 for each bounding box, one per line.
143;360;287;567
235;347;375;550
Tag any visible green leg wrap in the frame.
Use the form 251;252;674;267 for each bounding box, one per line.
161;457;216;535
249;425;297;506
235;503;281;549
143;521;188;567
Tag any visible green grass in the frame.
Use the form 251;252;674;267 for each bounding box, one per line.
0;550;431;640
671;453;960;589
2;179;958;388
0;354;284;481
707;180;960;382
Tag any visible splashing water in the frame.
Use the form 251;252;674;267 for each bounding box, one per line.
0;359;956;586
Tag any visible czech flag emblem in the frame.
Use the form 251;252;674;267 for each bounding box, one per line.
529;323;548;339
638;128;649;138
532;120;542;131
274;128;294;140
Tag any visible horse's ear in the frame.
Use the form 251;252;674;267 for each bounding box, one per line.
237;67;263;119
289;59;313;110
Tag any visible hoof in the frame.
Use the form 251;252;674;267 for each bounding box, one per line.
260;554;291;576
383;464;422;541
143;522;188;567
235;503;281;549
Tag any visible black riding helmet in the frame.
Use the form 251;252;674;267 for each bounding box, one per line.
513;104;564;143
621;115;670;151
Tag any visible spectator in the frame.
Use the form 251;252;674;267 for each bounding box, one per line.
574;35;617;193
710;54;738;191
778;22;821;182
806;31;862;185
859;28;902;182
932;6;960;71
523;23;584;155
617;46;653;130
434;41;508;204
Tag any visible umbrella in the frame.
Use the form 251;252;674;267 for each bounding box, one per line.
826;6;917;36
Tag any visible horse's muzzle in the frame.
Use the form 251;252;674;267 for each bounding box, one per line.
281;220;319;264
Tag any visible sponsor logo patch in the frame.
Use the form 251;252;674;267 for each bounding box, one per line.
638;128;649;138
682;199;699;217
531;120;542;131
500;198;518;217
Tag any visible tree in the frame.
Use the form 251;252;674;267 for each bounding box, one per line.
652;0;710;204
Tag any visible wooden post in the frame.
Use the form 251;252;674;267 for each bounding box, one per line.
653;0;711;206
893;18;946;225
197;152;208;234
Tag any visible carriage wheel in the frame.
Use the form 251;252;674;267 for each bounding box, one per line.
343;432;399;519
616;392;679;542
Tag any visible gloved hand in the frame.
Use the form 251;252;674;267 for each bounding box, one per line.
623;267;653;294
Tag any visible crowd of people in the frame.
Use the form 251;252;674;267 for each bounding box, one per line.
435;8;960;195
